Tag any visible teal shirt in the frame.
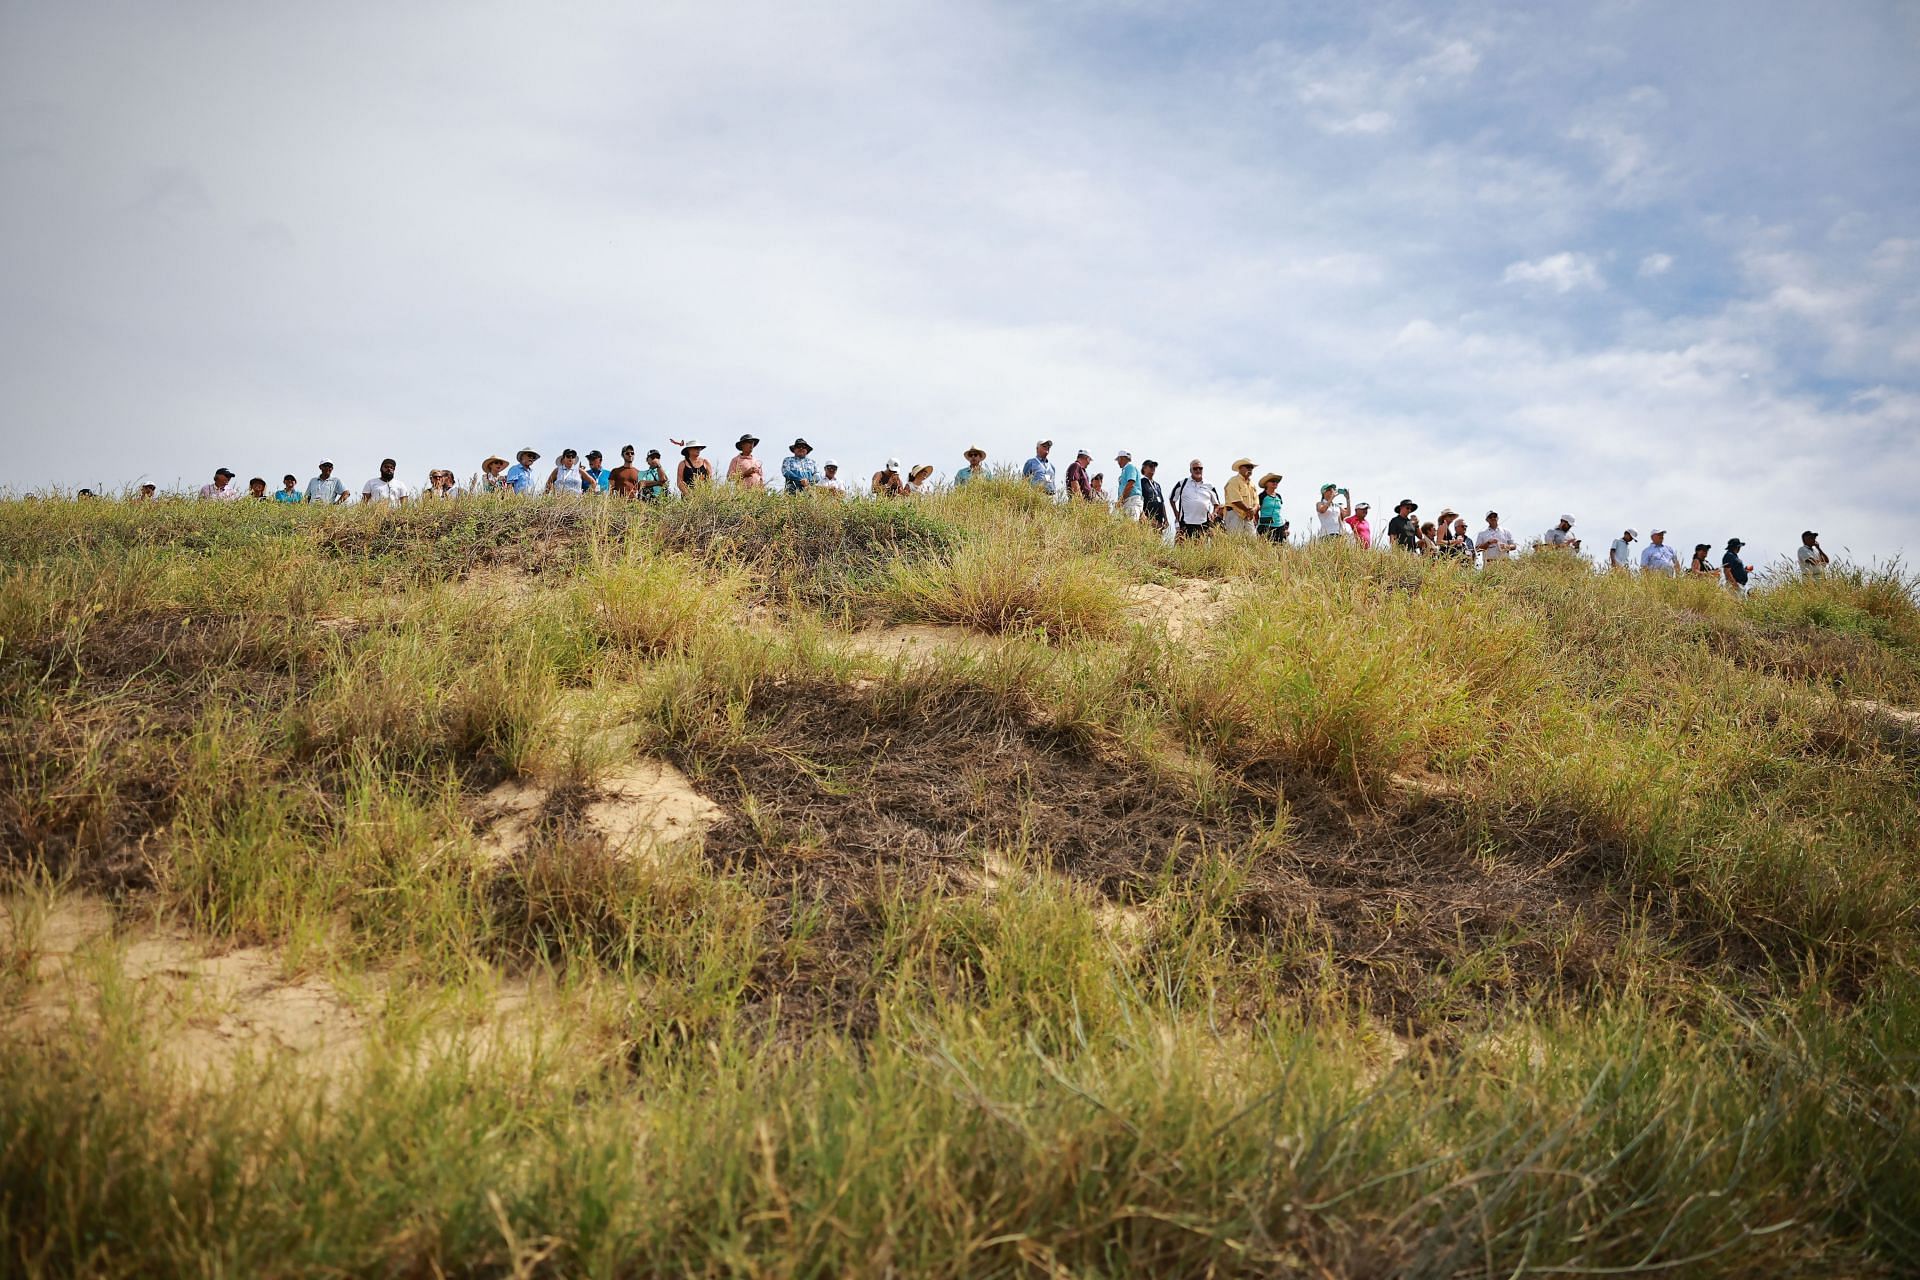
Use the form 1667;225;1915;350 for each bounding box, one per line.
954;465;976;486
273;489;302;504
1257;492;1283;528
1115;462;1140;499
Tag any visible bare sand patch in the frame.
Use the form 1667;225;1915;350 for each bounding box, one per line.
841;623;995;664
1125;578;1240;641
474;759;720;867
1850;698;1920;743
5;894;547;1088
588;760;726;859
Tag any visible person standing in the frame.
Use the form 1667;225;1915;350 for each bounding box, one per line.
817;460;847;496
478;456;510;494
1609;528;1638;570
583;450;611;493
425;469;458;498
199;468;241;500
1721;539;1751;593
1386;499;1419;552
1168;459;1221;540
547;448;590;495
906;465;935;495
954;446;987;486
361;458;410;504
1797;531;1830;578
1639;529;1680;574
872;458;907;497
1222;459;1258;535
274;474;302;504
781;439;820;494
1065;449;1094;500
136;483;158;501
503;448;542;495
1022;440;1058;495
1138;460;1166;531
1476;511;1516;563
246;476;269;499
728;435;764;489
675;441;713;495
1313;484;1351;540
1114;450;1142;521
608;445;642;498
1540;514;1580;553
304;460;349;504
1450;514;1476;564
1344;501;1373;548
1688;544;1718;577
1256;473;1285;543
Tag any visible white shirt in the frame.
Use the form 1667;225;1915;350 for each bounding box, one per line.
818;475;847;493
1172;479;1220;525
1640;543;1679;573
1609;538;1634;567
1797;544;1827;576
1476;526;1516;559
361;477;411;504
1314;501;1347;538
305;475;347;503
198;482;240;501
1542;526;1576;548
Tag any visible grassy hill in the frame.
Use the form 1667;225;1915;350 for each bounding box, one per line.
3;486;1918;1277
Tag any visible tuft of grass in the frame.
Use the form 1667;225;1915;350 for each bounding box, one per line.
884;529;1122;641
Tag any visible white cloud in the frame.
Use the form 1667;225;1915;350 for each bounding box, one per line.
1502;252;1605;292
1637;252;1673;277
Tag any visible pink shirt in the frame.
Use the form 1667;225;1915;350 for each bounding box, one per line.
1344;515;1372;548
727;453;764;489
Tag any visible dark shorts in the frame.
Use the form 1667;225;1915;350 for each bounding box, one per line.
1178;522;1211;540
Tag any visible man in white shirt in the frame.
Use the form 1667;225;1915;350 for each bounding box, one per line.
1168;459;1221;540
817;461;847;496
1609;529;1637;570
198;467;241;500
1797;531;1830;577
304;460;349;504
1639;529;1680;574
1475;511;1517;562
361;458;411;505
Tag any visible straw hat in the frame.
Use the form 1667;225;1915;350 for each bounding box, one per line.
1258;472;1282;486
909;464;934;484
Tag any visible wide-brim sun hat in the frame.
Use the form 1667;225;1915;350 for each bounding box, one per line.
482;455;507;469
790;438;811;451
1233;457;1255;470
1396;498;1417;511
909;465;934;484
1259;472;1282;486
736;434;759;449
964;446;986;459
518;446;540;458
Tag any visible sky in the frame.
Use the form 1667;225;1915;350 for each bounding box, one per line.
2;0;1917;569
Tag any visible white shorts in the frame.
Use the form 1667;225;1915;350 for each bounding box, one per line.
1222;511;1253;536
1118;495;1143;521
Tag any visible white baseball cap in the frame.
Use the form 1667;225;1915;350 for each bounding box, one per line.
318;458;334;466
1624;528;1638;538
823;459;838;468
885;457;901;469
1560;513;1576;524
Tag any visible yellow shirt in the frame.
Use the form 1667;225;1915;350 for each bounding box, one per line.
1224;474;1256;517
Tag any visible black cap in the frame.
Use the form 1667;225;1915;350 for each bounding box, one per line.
1802;530;1819;539
1726;538;1744;550
586;449;602;460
